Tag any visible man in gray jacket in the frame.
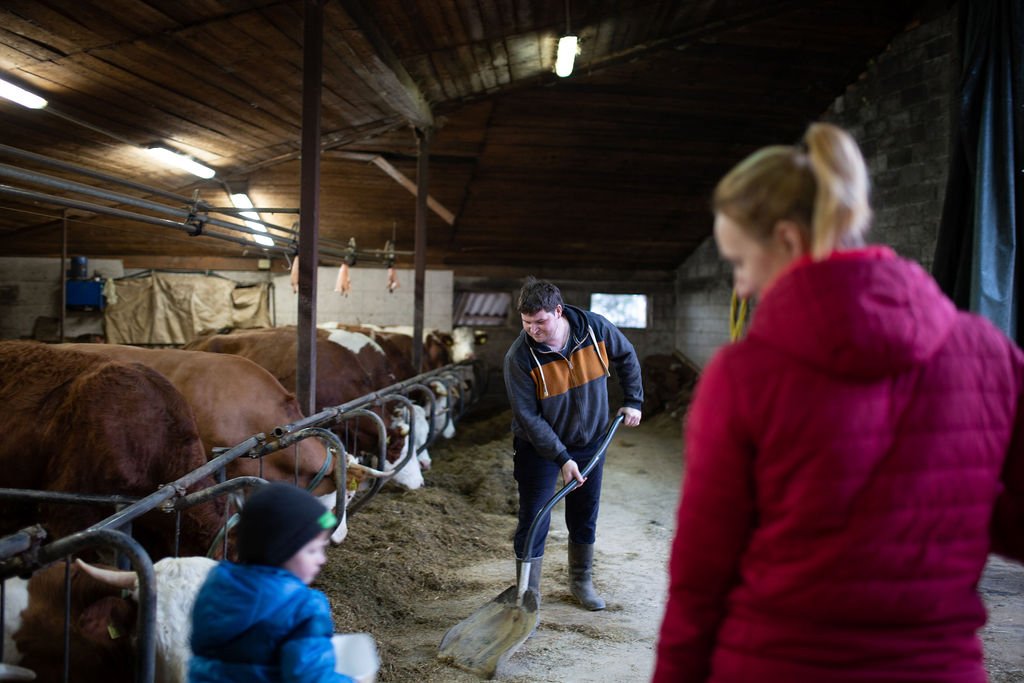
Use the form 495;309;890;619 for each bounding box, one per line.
504;276;643;610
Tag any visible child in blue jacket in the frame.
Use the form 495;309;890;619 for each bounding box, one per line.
189;482;355;682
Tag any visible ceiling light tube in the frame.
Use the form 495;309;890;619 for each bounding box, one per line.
230;191;274;246
146;145;216;179
555;35;578;78
0;77;47;109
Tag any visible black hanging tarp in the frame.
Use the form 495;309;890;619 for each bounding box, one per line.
932;0;1023;342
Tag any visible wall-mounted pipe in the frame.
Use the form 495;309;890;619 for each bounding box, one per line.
0;163;296;248
0;183;292;254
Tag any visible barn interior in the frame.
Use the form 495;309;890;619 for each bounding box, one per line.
0;0;949;386
2;1;1023;681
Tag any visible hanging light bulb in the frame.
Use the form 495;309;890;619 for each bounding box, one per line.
555;35;578;78
555;0;577;78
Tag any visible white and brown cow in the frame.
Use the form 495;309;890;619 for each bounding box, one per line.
328;324;458;441
321;325;439;471
2;556;216;683
184;327;423;489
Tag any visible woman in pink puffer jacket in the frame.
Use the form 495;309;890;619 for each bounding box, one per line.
653;123;1024;683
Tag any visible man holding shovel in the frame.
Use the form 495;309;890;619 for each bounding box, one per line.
504;276;643;610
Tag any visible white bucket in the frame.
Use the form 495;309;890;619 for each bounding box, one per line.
332;633;379;683
0;663;36;681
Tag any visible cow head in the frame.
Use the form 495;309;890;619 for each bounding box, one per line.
427;379;457;439
73;556;217;683
6;560;141;683
451;326;478;362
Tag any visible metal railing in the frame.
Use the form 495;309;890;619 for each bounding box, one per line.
0;359;484;682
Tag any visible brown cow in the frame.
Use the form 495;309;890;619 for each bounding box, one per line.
59;344;336;497
183;327;419;486
0;341;224;560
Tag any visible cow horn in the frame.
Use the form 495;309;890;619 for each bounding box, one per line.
399;423;410;436
347;461;390;478
74;558;136;590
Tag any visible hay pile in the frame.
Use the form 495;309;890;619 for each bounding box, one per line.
319;408;518;680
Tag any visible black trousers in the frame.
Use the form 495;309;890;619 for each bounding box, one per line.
512;435;605;560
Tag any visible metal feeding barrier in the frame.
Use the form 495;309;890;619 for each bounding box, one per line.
0;528;156;683
0;358;485;683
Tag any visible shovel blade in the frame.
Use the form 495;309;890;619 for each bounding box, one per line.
438;585;540;678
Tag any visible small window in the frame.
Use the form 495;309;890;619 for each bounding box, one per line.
590;293;648;328
454;291;511;326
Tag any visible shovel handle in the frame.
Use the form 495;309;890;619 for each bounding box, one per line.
519;414;625;564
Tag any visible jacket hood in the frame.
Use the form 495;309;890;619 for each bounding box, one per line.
191;562;306;646
748;248;958;379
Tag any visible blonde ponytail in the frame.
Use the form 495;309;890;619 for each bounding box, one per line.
712;123;871;258
804;123;872;259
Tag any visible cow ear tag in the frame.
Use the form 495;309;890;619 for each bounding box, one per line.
108;623;123;640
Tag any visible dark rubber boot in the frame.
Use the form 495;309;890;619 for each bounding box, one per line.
568;541;605;610
516;557;543;605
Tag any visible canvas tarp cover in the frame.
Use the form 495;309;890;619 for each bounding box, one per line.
104;272;271;344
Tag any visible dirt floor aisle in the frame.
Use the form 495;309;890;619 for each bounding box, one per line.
321;408;1024;682
434;411;683;682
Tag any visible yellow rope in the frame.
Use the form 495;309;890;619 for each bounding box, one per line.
729;289;748;342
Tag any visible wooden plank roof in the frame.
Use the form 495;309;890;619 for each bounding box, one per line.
0;0;928;278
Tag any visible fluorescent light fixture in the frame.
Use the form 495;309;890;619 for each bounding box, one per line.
146;145;216;179
555;35;578;78
0;77;47;109
230;192;274;247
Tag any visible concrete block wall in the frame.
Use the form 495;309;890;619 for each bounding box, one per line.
0;257;125;341
824;6;957;270
674;239;734;368
0;258;453;341
267;266;453;330
673;5;957;368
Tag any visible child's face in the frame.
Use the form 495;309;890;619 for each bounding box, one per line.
282;531;330;585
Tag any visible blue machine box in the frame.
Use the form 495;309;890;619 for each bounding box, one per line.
66;280;104;310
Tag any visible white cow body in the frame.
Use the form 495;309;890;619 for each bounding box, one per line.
145;557;217;683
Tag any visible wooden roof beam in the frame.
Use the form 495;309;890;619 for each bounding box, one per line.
326;150;456;226
336;0;434;131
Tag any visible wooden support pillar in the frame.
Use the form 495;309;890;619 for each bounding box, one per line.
59;209;67;342
297;0;324;416
412;128;431;373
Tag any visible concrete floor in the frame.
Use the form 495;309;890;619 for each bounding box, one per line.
979;555;1024;681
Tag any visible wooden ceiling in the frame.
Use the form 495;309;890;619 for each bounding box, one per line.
0;0;928;278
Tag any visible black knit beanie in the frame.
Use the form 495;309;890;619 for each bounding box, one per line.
236;482;337;567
